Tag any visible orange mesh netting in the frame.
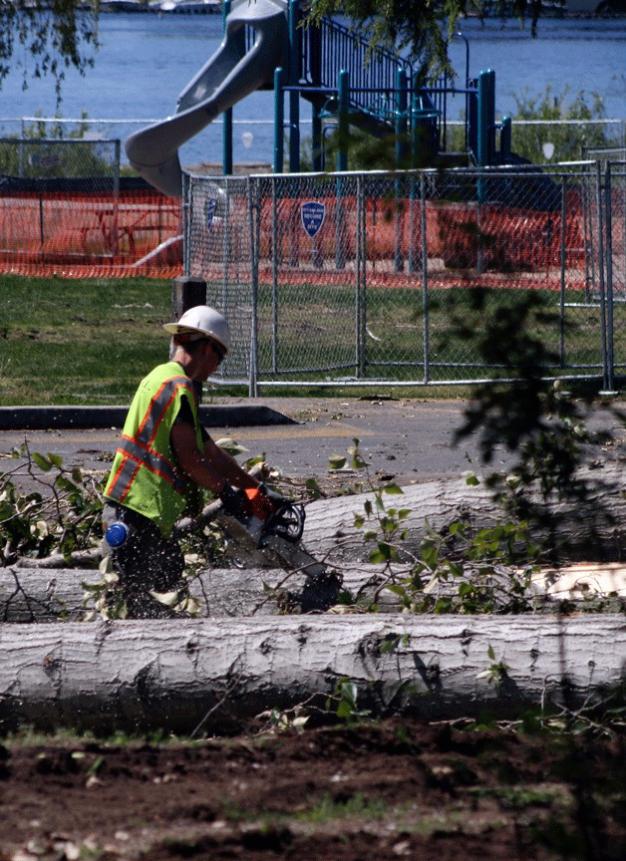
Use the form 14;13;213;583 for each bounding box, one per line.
2;185;588;291
253;194;587;293
0;188;183;279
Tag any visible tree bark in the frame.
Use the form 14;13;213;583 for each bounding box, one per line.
11;462;625;576
0;565;396;622
3;560;625;623
302;463;626;563
0;615;623;734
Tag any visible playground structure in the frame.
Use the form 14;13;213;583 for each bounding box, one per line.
0;0;619;307
126;0;512;197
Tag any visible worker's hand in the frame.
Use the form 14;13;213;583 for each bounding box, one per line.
220;485;276;521
220;485;249;519
258;483;291;510
242;486;275;520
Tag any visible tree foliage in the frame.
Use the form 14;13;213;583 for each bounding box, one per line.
307;1;551;81
0;1;99;101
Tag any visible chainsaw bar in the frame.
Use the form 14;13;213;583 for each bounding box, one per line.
215;511;326;578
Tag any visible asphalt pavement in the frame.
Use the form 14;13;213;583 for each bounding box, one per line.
0;396;542;488
1;396;624;488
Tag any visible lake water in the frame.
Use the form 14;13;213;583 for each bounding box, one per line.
1;12;625;166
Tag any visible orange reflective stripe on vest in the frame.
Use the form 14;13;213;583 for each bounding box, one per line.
120;436;187;491
106;448;141;504
106;375;193;501
136;375;193;445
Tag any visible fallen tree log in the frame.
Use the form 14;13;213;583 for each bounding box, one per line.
0;615;623;734
302;463;626;563
0;565;395;622
3;561;625;622
10;463;625;576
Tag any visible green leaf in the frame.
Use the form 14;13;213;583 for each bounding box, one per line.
448;562;464;578
465;473;480;486
385;584;408;598
328;455;347;471
336;700;353;719
348;445;368;470
397;508;411;520
364;500;373;516
305;478;323;499
380;634;401;654
353;514;365;529
340;680;358;707
216;437;248;456
420;542;439;570
383;483;403;495
47;453;63;468
369;548;388;564
55;476;79;494
487;644;496;661
32;452;52;472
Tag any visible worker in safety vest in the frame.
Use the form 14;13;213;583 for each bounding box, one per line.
102;305;276;618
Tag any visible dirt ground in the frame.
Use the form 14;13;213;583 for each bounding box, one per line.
1;719;624;861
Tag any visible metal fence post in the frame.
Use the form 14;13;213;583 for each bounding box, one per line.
223;178;231;312
603;162;615;392
273;67;284;174
394;68;408;273
356;175;365;378
335;70;349;270
420;173;430;383
248;177;259;397
271;175;279;373
595;161;610;392
182;173;192;276
112;139;120;257
559;175;566;367
38;196;45;247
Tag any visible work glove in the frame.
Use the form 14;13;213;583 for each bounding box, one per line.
219;485;249;519
258;483;291;510
220;484;275;521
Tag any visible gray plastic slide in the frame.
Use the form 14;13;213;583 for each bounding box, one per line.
125;0;288;197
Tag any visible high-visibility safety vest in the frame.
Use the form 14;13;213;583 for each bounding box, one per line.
104;361;205;536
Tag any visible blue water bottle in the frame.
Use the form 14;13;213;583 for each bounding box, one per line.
104;521;129;550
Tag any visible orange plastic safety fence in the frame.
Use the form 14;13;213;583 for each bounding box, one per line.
0;189;183;279
254;193;587;292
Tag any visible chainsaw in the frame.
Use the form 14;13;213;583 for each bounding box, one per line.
215;497;327;578
174;489;339;610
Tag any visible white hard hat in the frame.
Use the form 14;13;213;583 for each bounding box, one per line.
163;305;231;354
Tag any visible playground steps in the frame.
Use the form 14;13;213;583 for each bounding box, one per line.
301;15;418;140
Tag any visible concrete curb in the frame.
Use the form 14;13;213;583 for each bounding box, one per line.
0;405;296;431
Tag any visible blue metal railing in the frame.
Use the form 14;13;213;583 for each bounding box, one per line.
301;17;413;127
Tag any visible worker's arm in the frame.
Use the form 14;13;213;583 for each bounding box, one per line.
170;422;259;496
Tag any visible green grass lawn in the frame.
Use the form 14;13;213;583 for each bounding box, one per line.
0;275;614;405
255;279;609;384
0;276;175;405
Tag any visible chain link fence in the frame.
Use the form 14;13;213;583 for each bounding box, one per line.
0;137;181;277
0;137;120;186
0;115;289;170
186;161;624;390
185;175;253;381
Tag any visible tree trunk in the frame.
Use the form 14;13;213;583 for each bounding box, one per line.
11;463;625;576
0;615;623;734
0;565;395;622
302;464;626;563
3;560;624;623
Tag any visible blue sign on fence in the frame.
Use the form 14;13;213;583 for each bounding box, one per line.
300;201;326;239
205;198;218;230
